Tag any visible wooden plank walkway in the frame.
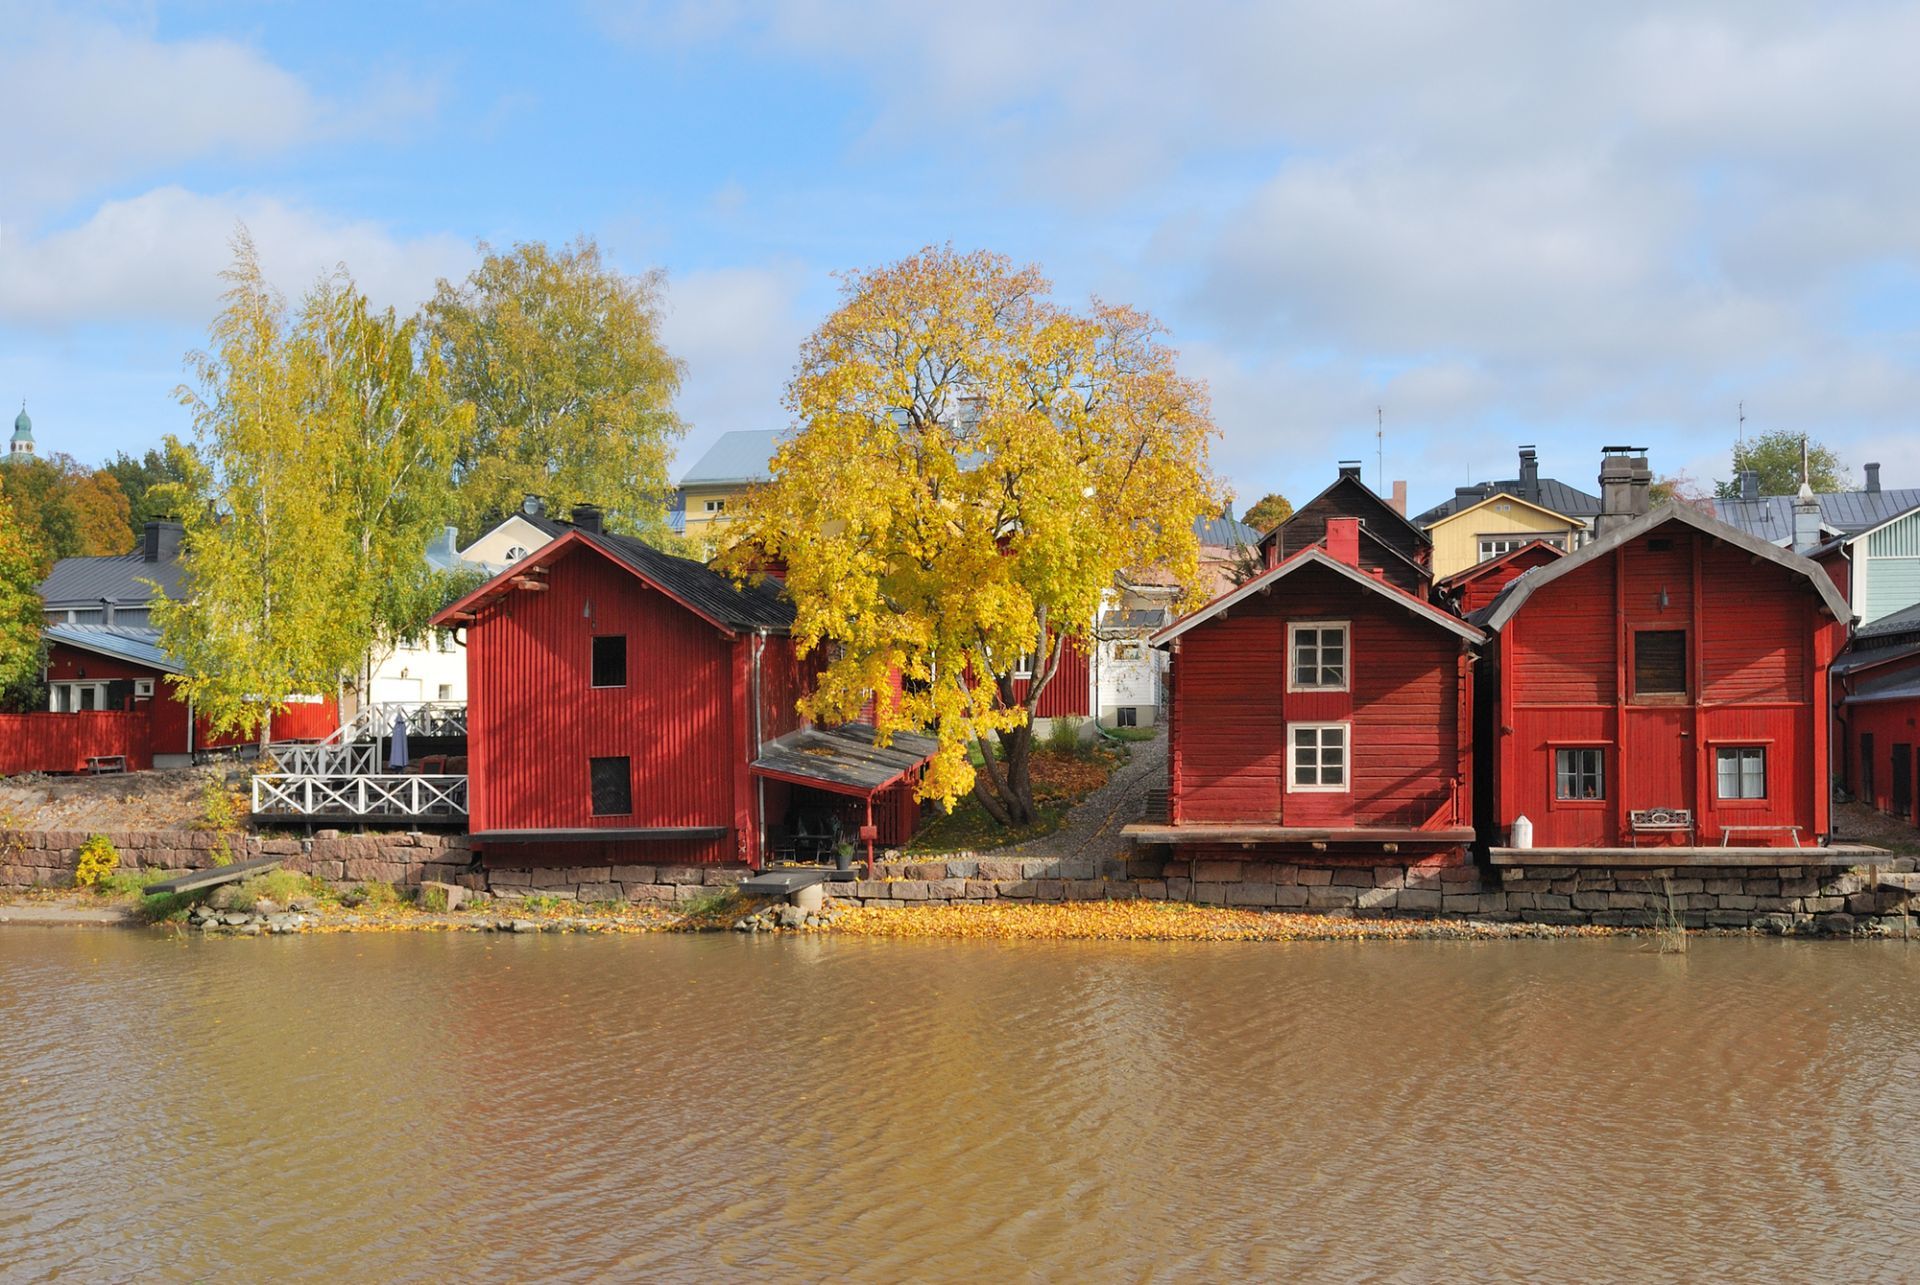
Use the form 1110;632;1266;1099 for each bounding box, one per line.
143;857;282;897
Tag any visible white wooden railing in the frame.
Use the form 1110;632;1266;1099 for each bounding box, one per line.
251;773;468;819
262;700;466;776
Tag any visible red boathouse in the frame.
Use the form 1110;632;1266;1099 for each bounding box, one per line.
1125;517;1484;862
433;514;932;868
1476;497;1851;854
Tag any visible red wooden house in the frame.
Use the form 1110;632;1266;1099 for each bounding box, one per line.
1476;502;1851;853
1434;539;1564;615
1125;517;1483;862
1833;606;1920;826
433;514;933;868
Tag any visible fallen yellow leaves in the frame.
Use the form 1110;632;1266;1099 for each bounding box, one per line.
825;900;1622;943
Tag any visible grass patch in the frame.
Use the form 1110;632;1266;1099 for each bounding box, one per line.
908;797;1066;853
227;869;329;908
137;891;198;923
92;868;166;898
519;892;569;914
1103;726;1158;743
678;888;738;918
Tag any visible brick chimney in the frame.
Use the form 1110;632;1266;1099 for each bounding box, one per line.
1324;517;1361;566
1390;480;1407;516
570;503;604;534
1595;446;1651;536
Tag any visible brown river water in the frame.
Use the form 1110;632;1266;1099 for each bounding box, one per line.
2;931;1919;1281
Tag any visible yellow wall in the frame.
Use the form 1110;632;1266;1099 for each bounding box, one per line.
680;483;755;544
1427;499;1581;578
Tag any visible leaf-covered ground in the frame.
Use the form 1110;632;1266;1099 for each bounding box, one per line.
826;900;1623;942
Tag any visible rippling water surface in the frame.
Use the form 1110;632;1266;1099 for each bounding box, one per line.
3;931;1920;1280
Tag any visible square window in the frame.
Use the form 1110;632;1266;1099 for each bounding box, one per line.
1716;747;1767;800
1112;640;1142;662
1289;623;1348;690
436;684;453;701
591;635;628;688
1555;748;1605;800
1116;706;1138;728
1289;724;1347;791
590;757;632;816
1633;630;1688;697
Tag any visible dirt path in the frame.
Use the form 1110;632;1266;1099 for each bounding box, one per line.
1001;732;1165;864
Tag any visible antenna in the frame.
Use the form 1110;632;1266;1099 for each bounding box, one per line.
1376;406;1384;490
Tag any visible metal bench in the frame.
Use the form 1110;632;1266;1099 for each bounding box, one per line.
85;755;127;775
1720;824;1802;848
1629;807;1694;847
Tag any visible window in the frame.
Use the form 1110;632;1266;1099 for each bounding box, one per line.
705;499;726;513
1289;623;1347;690
591;635;628;688
1012;651;1035;678
1116;706;1138;728
1112;640;1142;662
1555;748;1606;800
589;757;632;815
1716;747;1767;800
504;546;528;562
436;684;453;701
1633;630;1688;697
1289;723;1348;791
435;629;454;653
1478;534;1568;562
133;679;154;698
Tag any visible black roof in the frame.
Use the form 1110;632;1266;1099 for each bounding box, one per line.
524;513;794;633
1856;602;1920;642
1412;476;1602;527
751;722;939;796
39;551;184;607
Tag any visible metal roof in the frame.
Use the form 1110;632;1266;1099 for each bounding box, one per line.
1195;515;1260;548
1101;607;1172;631
38;551;184;607
1709;488;1920;543
1412;476;1602;527
678;429;785;487
1844;666;1920;706
1477;503;1852;631
1857;602;1920;641
1833;639;1920;676
43;624;181;674
750;722;939;796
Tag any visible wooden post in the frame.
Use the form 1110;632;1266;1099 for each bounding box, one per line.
864;797;875;878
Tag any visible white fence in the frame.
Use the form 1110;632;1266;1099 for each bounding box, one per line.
251;773;468;820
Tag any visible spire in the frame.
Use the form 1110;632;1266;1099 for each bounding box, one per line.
6;400;32;461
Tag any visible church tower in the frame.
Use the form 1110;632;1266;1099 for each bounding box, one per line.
6;403;33;463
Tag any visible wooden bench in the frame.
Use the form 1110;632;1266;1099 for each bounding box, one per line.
1720;824;1802;848
85;755;127;775
1629;807;1694;847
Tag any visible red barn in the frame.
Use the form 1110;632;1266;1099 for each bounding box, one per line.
434;518;932;869
1125;517;1483;862
1477;503;1851;852
1434;539;1564;616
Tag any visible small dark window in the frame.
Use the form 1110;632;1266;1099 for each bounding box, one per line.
1633;630;1688;697
591;635;627;688
1556;748;1605;800
590;757;632;815
1116;706;1138;728
1647;538;1674;552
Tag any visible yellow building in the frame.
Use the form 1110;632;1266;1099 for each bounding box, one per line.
1424;491;1587;579
675;429;783;547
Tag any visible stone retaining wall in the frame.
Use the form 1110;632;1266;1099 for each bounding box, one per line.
6;830;1916;935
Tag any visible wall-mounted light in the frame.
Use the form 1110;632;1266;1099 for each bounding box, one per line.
582;598;594;620
1657;586;1670;611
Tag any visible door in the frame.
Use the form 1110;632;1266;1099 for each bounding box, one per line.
1894;744;1913;820
1621;706;1694;840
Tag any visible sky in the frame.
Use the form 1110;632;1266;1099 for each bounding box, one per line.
5;1;1920;518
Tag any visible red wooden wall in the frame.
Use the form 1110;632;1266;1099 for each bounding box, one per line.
1448;543;1563;615
1010;636;1092;718
1167;560;1469;831
1494;529;1844;847
464;544;768;863
0;712;152;773
1844;649;1920;824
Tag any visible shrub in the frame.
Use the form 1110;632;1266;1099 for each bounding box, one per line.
228;868;325;908
356;881;402;909
418;884;449;913
1044;715;1084;755
72;835;120;889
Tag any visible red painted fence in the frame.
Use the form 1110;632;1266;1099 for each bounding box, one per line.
0;712;153;774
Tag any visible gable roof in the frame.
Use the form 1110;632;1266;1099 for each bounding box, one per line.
43;623;181;674
1435;538;1565;589
435;521;793;635
1477;503;1852;632
1423;490;1580;531
1260;472;1431;551
678;429;785;487
39;552;185;607
1412;475;1602;527
1152;547;1484;648
1195;513;1260;549
1709;488;1920;545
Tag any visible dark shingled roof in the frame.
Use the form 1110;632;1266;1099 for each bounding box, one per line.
1857;602;1920;641
751;723;938;796
521;514;794;633
39;552;184;608
1413;477;1602;527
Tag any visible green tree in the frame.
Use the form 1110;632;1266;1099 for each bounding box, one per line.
731;246;1220;828
425;237;685;543
102;447;193;542
302;269;473;694
0;475;46;709
1715;430;1849;497
152;232;360;747
1241;492;1293;533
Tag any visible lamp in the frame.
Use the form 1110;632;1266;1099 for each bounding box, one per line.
1658;586;1670;611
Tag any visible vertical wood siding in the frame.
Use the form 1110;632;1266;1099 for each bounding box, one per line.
0;712;152;773
1268;477;1429;593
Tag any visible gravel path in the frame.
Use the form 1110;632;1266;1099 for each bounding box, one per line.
1001;732;1166;864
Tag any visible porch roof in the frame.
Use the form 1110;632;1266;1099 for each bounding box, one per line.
751;723;938;798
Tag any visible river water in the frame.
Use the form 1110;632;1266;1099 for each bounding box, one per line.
2;931;1919;1281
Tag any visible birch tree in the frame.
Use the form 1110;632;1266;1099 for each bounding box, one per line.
730;247;1220;828
0;477;45;708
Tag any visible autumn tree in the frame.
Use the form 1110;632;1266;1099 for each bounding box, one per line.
426;238;685;544
0;476;46;709
1651;471;1712;511
1242;492;1293;532
1715;430;1849;497
153;232;361;747
65;467;132;555
731;247;1219;827
102;447;192;542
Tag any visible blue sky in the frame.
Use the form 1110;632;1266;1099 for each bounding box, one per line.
6;1;1920;516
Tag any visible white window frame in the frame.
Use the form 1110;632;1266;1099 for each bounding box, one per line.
1478;533;1569;562
1111;640;1143;662
133;679;155;698
704;498;726;513
1288;722;1350;793
1716;746;1767;800
1287;621;1349;692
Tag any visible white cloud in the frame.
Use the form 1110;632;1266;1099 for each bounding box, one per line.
658;262;819;468
0;186;474;327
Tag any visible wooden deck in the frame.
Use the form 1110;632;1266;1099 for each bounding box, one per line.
1488;844;1889;868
